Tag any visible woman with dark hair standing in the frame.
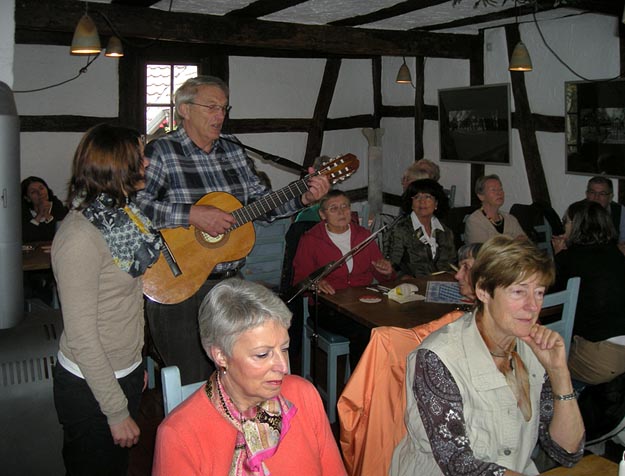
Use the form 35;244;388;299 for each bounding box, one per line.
21;176;68;243
386;178;456;276
52;124;161;475
553;200;625;385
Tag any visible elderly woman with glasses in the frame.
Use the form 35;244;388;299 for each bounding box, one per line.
292;189;394;367
153;279;347;476
386;179;456;276
391;236;584;476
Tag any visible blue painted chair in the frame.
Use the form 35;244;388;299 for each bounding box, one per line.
302;309;351;424
542;277;580;357
161;365;206;416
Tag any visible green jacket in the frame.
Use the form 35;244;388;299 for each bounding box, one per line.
386;216;456;276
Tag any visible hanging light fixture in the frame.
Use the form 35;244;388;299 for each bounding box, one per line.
509;41;532;71
396;57;412;84
508;0;532;72
71;3;101;56
105;36;124;57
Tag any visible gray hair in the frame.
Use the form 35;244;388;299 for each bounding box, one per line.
587;176;613;193
174;75;230;126
404;159;441;183
458;243;482;262
198;278;292;359
475;174;502;196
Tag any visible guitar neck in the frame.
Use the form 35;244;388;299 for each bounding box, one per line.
231;177;309;229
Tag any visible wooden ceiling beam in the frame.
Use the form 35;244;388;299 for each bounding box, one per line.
226;0;308;18
331;0;449;27
15;0;478;58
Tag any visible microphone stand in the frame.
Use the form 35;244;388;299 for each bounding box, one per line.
220;136;306;174
286;213;404;385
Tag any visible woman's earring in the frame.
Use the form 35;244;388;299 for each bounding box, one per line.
222;366;227;376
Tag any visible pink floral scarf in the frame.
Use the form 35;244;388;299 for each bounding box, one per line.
206;371;297;475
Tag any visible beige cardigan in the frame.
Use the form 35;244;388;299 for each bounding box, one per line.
464;209;526;245
52;211;144;425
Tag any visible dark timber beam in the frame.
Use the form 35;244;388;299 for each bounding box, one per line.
331;0;449;27
226;0;308;18
15;0;478;58
469;31;485;207
506;24;550;205
303;59;342;169
414;57;425;160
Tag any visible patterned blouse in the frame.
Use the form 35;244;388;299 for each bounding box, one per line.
413;349;583;476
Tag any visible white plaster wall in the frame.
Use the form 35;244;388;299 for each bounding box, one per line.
14;44;119;198
229;56;324;119
0;0;15;87
483;14;621;216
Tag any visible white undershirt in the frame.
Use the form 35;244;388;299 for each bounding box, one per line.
326;225;353;273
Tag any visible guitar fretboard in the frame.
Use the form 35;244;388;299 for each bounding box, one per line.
230;177;310;230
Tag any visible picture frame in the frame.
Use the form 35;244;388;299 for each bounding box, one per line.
438;83;511;165
565;78;625;179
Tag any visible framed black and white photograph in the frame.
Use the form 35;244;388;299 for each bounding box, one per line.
565;78;625;179
439;83;511;165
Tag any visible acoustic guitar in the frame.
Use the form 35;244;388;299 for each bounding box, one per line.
143;154;360;304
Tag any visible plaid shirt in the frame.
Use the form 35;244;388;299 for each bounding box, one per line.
136;127;302;271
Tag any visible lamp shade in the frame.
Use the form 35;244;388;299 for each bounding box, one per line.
396;62;412;84
509;41;532;72
70;14;101;55
105;36;124;58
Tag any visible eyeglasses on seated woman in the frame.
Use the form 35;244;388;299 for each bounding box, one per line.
391;235;584;476
152;278;347;476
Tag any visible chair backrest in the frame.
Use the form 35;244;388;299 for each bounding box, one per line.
161;365;206;416
533;218;553;257
443;184;457;209
542;277;580;357
241;218;291;290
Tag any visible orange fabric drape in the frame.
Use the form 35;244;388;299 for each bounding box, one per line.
337;311;463;476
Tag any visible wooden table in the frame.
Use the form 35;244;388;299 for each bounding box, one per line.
319;276;461;329
22;242;52;271
541;454;617;475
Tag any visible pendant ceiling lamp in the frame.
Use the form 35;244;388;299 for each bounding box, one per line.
70;12;101;55
508;0;532;72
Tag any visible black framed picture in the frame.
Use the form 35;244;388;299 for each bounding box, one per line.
565;78;625;179
439;83;511;165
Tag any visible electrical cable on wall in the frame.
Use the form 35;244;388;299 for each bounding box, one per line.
13;0;174;95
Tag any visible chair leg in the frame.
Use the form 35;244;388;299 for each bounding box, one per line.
326;349;338;424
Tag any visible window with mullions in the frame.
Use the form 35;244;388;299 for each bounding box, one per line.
145;63;198;140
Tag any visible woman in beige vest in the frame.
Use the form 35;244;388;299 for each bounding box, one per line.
391;236;584;476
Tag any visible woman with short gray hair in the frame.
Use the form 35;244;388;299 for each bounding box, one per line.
464;174;526;244
153;279;347;476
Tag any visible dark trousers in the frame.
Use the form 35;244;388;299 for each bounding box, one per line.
145;279;220;386
53;363;144;476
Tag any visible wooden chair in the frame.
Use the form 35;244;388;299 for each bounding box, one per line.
161;365;206;416
302;314;351;425
541;277;580;357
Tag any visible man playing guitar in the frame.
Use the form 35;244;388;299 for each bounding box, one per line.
136;76;329;385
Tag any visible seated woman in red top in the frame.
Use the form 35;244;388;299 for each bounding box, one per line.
292;190;394;367
153;279;346;476
292;189;393;294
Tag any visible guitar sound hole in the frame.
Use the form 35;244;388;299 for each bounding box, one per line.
195;228;229;249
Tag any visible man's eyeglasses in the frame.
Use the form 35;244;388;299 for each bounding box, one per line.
323;203;350;213
189;102;232;115
586;190;612;197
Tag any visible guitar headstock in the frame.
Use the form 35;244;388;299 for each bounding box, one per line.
317;154;359;184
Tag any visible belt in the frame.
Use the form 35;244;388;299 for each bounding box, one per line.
207;267;242;280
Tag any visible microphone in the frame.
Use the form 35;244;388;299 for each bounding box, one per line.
220;136;305;173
